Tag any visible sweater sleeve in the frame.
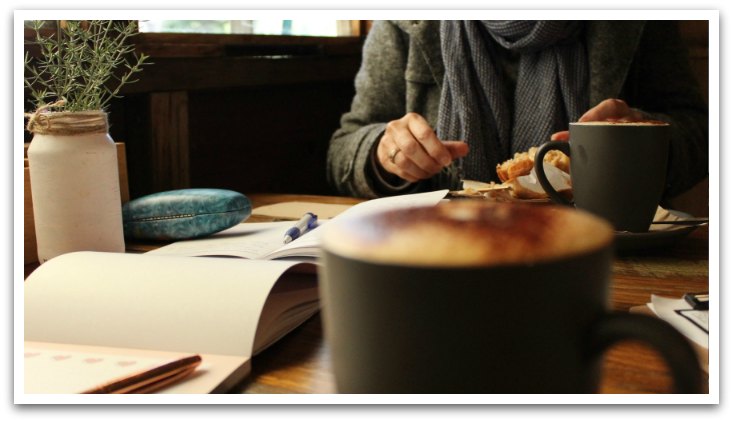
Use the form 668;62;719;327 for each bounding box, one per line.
326;21;417;198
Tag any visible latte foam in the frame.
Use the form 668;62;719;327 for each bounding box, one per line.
322;201;614;267
571;121;668;126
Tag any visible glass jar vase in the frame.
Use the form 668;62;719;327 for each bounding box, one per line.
26;110;125;263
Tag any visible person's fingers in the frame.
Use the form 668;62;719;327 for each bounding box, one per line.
557;99;647;143
393;135;443;175
377;134;429;182
406;114;453;167
578;98;646;123
550;131;570;141
443;141;469;159
377;113;471;182
578;98;627;122
393;140;467;180
390;149;432;181
390;115;444;175
377;136;399;173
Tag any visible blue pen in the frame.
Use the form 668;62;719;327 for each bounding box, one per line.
283;212;318;244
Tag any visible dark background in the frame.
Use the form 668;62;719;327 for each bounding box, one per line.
28;21;708;204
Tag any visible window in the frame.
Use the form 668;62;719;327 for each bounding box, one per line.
139;20;359;37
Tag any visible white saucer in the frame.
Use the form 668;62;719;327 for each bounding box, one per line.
614;210;698;253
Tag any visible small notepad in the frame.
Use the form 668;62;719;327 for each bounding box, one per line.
676;309;709;333
648;295;709;349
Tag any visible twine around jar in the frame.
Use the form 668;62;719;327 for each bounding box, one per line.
25;101;108;135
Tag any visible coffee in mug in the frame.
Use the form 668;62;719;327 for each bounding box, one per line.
534;121;670;232
319;201;700;393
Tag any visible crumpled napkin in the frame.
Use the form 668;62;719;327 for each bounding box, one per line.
514;162;571;195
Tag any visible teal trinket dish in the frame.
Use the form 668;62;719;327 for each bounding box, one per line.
122;188;251;241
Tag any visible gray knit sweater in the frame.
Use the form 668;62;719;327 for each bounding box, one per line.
326;20;708;199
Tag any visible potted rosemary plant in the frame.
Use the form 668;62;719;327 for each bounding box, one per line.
24;20;149;262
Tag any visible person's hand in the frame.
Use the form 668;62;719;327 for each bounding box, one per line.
550;98;647;141
377;112;469;182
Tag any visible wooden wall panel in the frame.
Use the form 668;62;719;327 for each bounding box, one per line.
108;47;361;199
187;81;354;196
149;91;190;192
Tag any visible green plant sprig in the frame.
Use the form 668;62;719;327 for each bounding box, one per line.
24;20;150;112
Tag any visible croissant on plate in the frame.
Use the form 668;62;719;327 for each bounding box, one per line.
495;146;570;182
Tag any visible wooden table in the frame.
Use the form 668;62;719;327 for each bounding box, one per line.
22;193;710;394
235;194;710;394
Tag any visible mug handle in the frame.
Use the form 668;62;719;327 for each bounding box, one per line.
534;141;573;206
587;313;702;393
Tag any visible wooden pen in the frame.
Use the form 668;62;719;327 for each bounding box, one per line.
82;354;202;394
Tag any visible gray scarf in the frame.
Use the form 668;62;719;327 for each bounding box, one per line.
437;20;589;183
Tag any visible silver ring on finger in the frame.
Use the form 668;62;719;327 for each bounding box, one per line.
388;148;400;164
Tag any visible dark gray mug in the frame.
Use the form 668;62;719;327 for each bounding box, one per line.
319;201;700;393
535;122;670;232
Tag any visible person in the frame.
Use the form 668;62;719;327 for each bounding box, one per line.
326;20;708;199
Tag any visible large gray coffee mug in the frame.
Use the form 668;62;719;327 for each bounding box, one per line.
319;202;700;393
535;122;670;232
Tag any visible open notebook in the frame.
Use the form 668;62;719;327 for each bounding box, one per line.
24;253;318;394
23;190;449;394
147;189;449;261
